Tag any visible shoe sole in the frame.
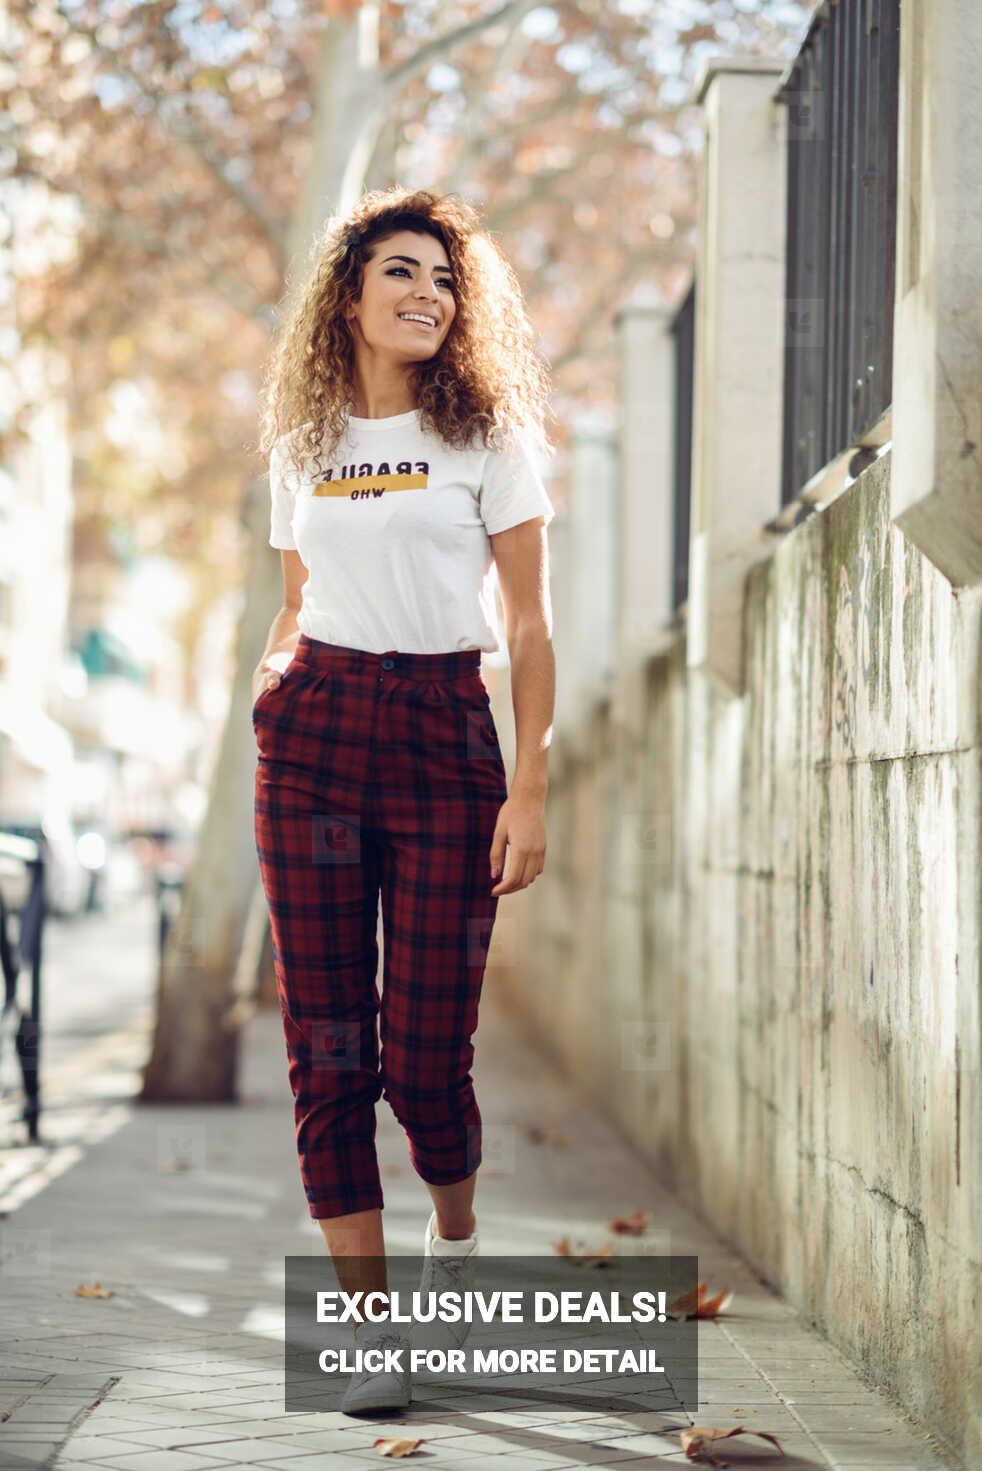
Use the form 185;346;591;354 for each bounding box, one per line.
341;1380;412;1414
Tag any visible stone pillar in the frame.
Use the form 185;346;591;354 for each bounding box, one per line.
891;0;982;584
568;421;618;712
687;59;787;694
546;511;573;733
614;305;676;673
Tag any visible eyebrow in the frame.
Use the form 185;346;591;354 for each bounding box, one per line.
381;254;454;277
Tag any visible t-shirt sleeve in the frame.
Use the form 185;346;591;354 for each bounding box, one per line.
479;424;556;536
268;439;298;549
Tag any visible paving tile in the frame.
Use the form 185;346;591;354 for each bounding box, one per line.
828;1464;952;1471
178;1441;315;1465
58;1436;176;1461
783;1410;928;1432
132;1421;295;1443
812;1433;954;1468
245;1461;358;1471
94;1452;233;1470
0;1427;76;1442
259;1428;385;1452
93;1426;266;1450
242;1462;356;1471
2;1004;954;1471
54;1462;138;1471
94;1405;243;1425
267;1423;461;1449
0;1443;63;1466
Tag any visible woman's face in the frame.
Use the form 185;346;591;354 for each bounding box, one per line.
344;228;457;361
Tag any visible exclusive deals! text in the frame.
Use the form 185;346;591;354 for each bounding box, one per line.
315;1289;670;1375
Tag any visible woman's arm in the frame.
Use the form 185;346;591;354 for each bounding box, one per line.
487;517;555;894
252;549;308;702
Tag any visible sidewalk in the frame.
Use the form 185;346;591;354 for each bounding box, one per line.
0;980;964;1471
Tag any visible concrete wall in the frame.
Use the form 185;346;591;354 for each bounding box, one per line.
491;447;982;1469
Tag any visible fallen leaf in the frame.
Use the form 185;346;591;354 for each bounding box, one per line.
680;1423;784;1465
609;1210;651;1235
667;1280;733;1318
373;1437;425;1457
75;1283;113;1299
696;1285;732;1315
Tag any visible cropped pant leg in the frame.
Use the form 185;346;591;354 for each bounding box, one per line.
373;677;507;1186
253;653;386;1219
252;636;508;1220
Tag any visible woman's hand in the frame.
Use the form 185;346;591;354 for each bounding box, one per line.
252;662;283;705
489;790;546;895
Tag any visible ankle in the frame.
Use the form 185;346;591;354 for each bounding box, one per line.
434;1210;477;1240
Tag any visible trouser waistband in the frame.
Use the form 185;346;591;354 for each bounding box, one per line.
293;634;482;680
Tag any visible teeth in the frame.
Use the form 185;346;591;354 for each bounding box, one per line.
398;314;436;326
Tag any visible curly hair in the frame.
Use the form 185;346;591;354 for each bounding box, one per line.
258;186;555;485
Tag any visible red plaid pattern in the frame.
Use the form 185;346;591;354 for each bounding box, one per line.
253;634;508;1220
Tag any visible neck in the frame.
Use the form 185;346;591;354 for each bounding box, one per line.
348;367;418;420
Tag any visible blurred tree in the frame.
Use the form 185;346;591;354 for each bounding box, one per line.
3;0;810;1098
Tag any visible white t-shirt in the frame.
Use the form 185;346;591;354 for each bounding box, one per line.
267;408;555;655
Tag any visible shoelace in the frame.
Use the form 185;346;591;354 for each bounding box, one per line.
428;1253;475;1283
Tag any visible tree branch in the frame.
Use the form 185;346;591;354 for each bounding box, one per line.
382;0;572;94
441;11;539;194
53;2;287;267
13;165;271;328
481;102;662;231
546;244;681;377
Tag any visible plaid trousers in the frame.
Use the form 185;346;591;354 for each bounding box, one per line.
252;634;509;1220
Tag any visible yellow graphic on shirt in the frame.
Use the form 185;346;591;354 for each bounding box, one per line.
314;473;428;498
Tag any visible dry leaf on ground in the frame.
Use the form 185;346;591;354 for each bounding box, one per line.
667;1280;733;1318
75;1283;114;1298
373;1437;425;1457
680;1423;784;1465
609;1209;651;1235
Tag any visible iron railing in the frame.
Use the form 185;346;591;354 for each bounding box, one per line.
776;0;900;504
670;279;695;612
0;830;46;1141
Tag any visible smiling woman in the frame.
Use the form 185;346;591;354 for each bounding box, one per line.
252;185;557;1418
339;230;458;407
259;186;553;477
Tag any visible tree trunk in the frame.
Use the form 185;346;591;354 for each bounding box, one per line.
139;6;384;1102
140;474;283;1099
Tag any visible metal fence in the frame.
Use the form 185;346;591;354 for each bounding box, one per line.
0;830;46;1141
670;279;695;612
777;0;900;504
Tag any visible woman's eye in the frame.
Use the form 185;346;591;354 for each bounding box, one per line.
387;267;454;291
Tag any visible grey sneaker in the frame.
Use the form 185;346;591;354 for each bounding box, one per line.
412;1210;479;1353
340;1321;412;1415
